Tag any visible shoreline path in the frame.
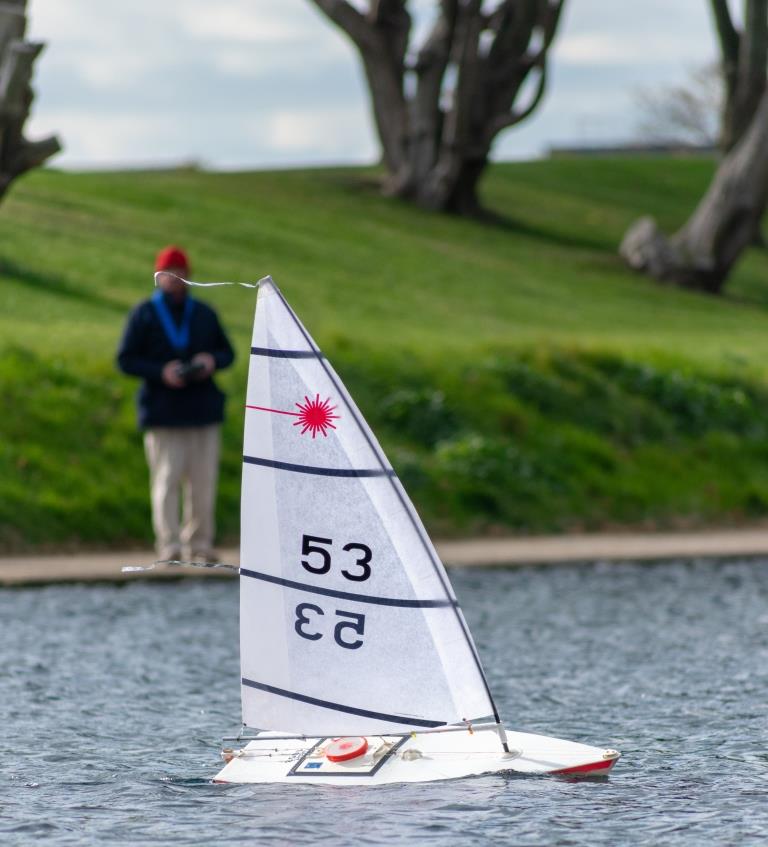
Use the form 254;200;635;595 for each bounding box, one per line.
2;527;768;586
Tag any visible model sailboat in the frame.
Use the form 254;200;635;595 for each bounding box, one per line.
211;277;619;785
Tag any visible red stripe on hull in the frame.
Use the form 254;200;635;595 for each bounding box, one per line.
551;757;616;776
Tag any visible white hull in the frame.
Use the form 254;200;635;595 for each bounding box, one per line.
214;725;619;786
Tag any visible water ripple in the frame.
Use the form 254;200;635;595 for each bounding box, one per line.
3;559;768;845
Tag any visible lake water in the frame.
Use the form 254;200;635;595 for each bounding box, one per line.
3;558;768;846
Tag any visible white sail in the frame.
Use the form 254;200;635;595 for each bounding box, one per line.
239;278;500;736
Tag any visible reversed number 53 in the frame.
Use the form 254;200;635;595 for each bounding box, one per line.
294;603;365;649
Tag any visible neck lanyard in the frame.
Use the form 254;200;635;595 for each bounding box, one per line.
151;290;194;352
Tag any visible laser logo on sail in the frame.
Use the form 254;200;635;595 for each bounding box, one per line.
294;395;339;437
246;394;340;438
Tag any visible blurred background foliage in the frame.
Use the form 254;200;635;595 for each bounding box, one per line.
3;157;768;549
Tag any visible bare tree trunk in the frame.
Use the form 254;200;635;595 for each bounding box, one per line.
0;0;59;200
711;0;767;152
620;88;768;293
308;0;564;214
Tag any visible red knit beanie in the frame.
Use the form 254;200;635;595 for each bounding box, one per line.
155;245;190;275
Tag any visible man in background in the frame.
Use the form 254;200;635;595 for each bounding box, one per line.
117;246;235;562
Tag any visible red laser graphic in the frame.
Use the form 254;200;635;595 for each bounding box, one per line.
246;394;340;438
293;394;339;437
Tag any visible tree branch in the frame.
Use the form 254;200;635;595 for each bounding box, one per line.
307;0;410;173
482;1;565;143
709;0;740;68
709;0;740;110
0;3;25;57
8;134;60;177
740;0;767;87
715;0;768;150
441;0;483;151
489;62;548;135
369;0;410;83
308;0;373;48
368;0;406;25
413;0;458;73
406;0;458;188
0;11;60;199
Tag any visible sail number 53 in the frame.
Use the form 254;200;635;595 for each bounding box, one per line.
301;534;371;582
296;535;371;649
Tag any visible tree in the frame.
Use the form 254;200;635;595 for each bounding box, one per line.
620;86;768;293
0;1;60;202
711;0;767;151
634;63;721;147
307;1;565;214
619;1;768;293
629;2;767;154
632;0;768;154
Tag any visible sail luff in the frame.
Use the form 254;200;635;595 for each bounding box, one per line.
268;284;503;732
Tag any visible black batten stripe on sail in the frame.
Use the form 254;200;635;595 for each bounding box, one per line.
243;455;395;478
240;567;456;608
251;346;323;359
241;678;446;728
270;284;509;751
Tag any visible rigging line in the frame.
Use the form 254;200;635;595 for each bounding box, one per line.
239;567;456;608
245;404;300;417
153;271;264;289
269;282;506;747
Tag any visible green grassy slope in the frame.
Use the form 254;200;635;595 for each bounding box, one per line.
3;158;768;549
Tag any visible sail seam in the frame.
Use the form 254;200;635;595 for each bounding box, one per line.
243;455;395;478
270;284;504;733
241;678;447;728
251;346;323;359
240;567;457;608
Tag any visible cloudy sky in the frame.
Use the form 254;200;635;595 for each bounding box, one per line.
26;0;719;170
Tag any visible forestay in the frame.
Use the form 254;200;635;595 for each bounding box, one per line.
240;278;501;736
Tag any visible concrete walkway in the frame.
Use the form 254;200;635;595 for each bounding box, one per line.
2;527;768;586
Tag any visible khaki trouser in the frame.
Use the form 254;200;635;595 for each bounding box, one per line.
144;424;221;560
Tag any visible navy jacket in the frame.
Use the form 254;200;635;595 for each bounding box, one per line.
117;294;235;429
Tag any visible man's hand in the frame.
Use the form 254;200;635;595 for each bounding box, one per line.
191;352;216;379
162;359;186;388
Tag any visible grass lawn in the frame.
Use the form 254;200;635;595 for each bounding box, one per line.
2;157;768;549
